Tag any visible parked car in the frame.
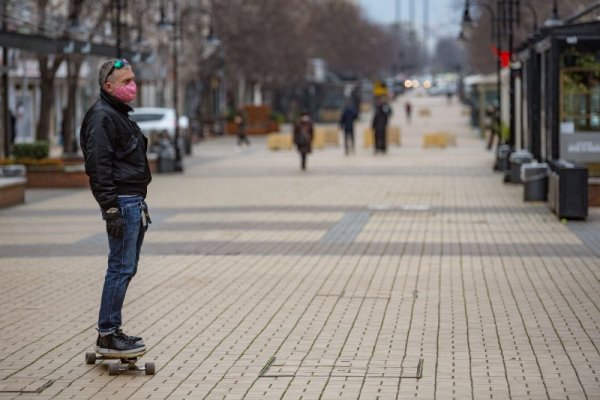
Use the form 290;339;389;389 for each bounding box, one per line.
130;107;191;154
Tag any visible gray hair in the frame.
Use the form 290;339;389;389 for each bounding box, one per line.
98;59;118;86
98;59;131;86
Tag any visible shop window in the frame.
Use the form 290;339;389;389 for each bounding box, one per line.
560;48;600;133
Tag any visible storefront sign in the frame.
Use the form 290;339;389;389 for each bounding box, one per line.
561;133;600;163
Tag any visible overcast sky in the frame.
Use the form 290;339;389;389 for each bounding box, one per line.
357;0;462;41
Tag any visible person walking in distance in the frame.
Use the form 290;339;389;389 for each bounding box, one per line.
485;104;499;150
294;111;314;170
339;101;358;155
234;107;251;147
372;96;392;154
80;59;151;355
404;101;412;124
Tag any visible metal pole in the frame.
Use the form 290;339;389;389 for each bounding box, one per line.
116;0;122;58
508;0;516;148
495;1;502;145
173;0;182;171
2;47;8;158
395;0;401;75
423;0;428;68
1;0;9;158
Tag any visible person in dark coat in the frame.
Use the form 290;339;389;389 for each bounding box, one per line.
80;58;150;356
234;107;250;147
339;101;358;155
372;97;392;154
404;101;412;124
8;110;16;146
294;111;313;170
485;104;499;150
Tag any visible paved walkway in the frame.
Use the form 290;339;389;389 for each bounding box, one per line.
0;94;599;400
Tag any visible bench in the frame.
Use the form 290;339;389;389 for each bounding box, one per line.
312;130;326;149
423;132;457;148
318;128;340;146
363;127;401;147
266;133;293;151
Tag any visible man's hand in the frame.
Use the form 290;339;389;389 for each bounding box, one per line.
103;208;124;238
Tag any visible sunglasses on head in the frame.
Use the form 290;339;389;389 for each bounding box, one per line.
104;59;130;83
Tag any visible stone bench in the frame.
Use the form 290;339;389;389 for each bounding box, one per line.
314;128;339;146
363;127;401;148
419;108;431;117
266;133;293;151
423;132;457;148
311;130;326;149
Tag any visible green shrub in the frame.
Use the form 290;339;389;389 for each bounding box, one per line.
500;124;510;142
226;108;237;122
270;111;285;124
12;141;50;160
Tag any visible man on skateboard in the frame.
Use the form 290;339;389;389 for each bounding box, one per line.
80;59;151;355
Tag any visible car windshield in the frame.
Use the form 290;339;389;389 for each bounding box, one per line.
130;113;165;122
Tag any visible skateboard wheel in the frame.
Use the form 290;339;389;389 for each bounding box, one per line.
108;363;121;376
145;362;155;375
85;352;96;365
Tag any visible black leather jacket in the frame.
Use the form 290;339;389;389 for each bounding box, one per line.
80;90;152;210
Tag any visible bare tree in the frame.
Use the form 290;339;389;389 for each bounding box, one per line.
36;0;66;142
306;1;395;78
432;36;467;73
62;0;110;154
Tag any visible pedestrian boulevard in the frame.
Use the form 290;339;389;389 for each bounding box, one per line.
0;95;599;399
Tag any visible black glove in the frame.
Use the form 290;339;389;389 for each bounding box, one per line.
103;208;124;238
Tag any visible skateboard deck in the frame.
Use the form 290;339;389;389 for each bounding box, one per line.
85;349;155;375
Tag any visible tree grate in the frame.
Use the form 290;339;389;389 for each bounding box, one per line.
258;358;423;379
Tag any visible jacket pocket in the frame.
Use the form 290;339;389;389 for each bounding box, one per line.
115;136;138;159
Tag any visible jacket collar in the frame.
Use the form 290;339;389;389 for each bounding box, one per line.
100;89;133;114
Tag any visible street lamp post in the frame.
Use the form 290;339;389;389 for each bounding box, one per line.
158;0;183;172
461;0;502;147
462;0;543;151
172;0;182;171
113;0;123;58
497;0;520;149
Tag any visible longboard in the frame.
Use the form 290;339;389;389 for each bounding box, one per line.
85;349;155;376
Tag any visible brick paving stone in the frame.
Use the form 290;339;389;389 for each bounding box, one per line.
1;93;599;399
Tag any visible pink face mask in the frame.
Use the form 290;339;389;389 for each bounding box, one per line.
113;81;137;103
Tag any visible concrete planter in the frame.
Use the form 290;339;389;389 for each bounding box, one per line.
25;164;88;188
0;177;26;208
590;178;600;207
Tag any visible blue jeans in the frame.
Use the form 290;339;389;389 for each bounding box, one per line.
98;196;149;336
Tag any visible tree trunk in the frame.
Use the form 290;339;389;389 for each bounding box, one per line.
37;79;54;142
63;57;83;155
36;55;64;142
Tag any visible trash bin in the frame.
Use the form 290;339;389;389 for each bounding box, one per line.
508;150;533;183
495;144;511;171
549;160;588;220
521;162;548;201
157;140;176;173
